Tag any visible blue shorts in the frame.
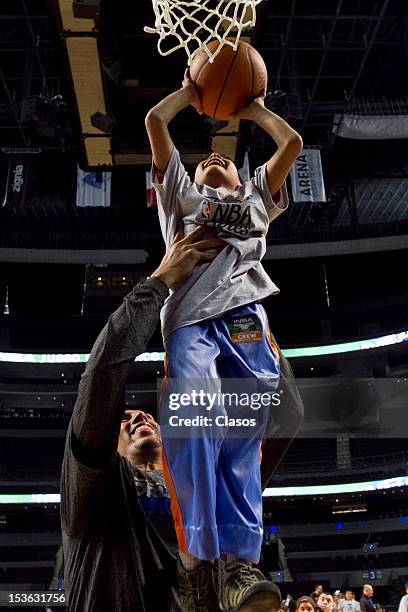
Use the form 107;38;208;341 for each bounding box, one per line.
160;303;280;562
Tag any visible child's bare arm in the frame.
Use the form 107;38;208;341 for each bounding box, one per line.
232;98;303;197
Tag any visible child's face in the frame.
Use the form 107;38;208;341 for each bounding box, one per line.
194;152;241;189
317;595;334;611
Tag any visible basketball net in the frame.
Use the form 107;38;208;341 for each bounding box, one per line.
144;0;264;64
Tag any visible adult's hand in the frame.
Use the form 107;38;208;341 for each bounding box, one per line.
151;225;224;289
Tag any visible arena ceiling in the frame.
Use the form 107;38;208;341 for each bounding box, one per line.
0;0;408;310
0;1;407;153
0;0;408;229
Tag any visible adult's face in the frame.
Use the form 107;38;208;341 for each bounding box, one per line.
118;410;162;464
364;587;374;598
345;592;353;601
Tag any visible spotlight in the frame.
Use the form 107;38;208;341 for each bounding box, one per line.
100;53;122;83
204;116;229;134
363;542;379;552
90;111;116;134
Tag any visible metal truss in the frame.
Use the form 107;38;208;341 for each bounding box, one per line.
259;0;408;145
0;1;64;145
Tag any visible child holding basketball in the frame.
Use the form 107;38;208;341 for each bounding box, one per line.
146;70;302;612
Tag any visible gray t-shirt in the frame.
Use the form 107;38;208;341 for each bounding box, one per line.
152;147;289;340
398;595;408;612
339;600;361;612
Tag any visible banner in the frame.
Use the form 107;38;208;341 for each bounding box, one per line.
239;151;250;182
290;149;326;203
333;113;408;140
145;171;157;207
76;166;111;207
2;154;31;207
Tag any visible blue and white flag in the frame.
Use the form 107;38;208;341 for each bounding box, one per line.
76;166;111;207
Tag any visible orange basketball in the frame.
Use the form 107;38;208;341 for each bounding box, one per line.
189;40;268;120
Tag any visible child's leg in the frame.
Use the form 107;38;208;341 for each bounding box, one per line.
216;436;264;561
213;303;280;563
161;322;226;562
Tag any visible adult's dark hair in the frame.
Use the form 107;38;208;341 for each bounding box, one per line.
297;596;317;609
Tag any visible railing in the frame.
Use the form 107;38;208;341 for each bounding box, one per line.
275;450;408;476
1;450;407;484
0;215;407;250
0;533;61;545
0;468;60;482
267;515;408;535
267;219;408;245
